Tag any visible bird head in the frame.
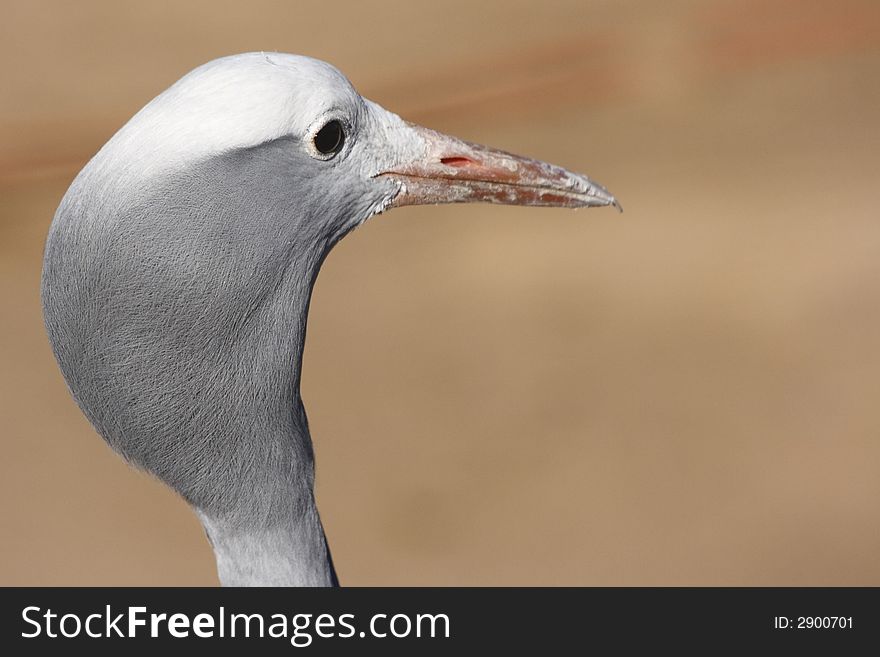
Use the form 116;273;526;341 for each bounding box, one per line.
43;52;619;523
100;52;618;240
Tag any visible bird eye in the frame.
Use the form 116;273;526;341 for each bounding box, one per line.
312;120;345;157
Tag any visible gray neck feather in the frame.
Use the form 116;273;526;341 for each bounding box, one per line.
42;139;368;586
199;501;336;587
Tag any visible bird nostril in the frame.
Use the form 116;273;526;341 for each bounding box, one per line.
440;156;475;168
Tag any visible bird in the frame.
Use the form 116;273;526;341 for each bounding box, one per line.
41;52;619;586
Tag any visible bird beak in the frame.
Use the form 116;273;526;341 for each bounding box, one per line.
376;123;621;211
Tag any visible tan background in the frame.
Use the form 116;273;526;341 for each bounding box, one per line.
2;0;879;585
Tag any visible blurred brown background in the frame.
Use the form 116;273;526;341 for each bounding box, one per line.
2;0;879;585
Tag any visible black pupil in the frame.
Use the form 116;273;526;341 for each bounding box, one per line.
314;120;344;155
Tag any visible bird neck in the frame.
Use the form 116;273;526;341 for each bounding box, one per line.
191;243;339;586
193;255;339;586
198;492;338;587
45;145;352;587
